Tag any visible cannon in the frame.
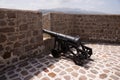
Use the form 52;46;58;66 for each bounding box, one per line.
43;29;93;65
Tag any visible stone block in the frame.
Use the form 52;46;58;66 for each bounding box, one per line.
0;34;7;43
0;27;15;33
0;20;7;26
0;45;3;51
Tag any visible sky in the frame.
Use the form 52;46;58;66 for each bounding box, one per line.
0;0;120;14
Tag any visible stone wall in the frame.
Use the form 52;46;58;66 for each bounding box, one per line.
43;13;74;35
0;8;44;70
43;13;120;43
74;14;120;43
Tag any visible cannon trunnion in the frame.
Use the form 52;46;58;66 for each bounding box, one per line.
43;29;93;65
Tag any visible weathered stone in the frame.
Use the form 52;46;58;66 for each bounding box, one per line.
0;12;5;19
99;73;107;79
64;75;71;80
21;70;28;76
0;45;3;51
0;20;6;26
16;68;21;72
22;40;28;46
59;71;66;75
4;65;16;71
36;73;42;78
19;24;28;31
18;61;28;67
55;78;61;80
54;68;61;73
66;68;73;72
0;64;5;69
72;65;80;70
0;34;7;43
0;75;7;80
25;45;34;52
24;75;33;80
48;64;55;69
19;55;27;60
79;69;86;74
29;68;36;72
30;38;35;43
8;21;15;26
88;73;96;78
13;48;22;56
103;69;110;73
34;71;40;75
25;65;32;69
115;72;120;77
33;30;39;36
41;77;50;80
90;69;98;74
45;62;50;65
12;58;18;63
7;71;14;75
8;36;17;41
110;75;119;80
13;78;21;80
3;51;11;59
0;27;15;33
48;72;56;78
9;74;18;79
7;12;16;18
36;64;43;68
79;75;87;80
43;68;49;72
35;36;42;42
71;72;78;77
18;34;25;39
14;42;21;48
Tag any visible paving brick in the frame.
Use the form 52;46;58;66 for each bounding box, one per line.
66;68;73;72
115;72;120;77
21;70;28;76
79;69;86;74
48;72;56;78
18;61;28;67
59;71;66;75
43;68;49;72
110;75;119;80
1;43;120;80
87;73;96;78
0;75;7;80
29;68;36;73
72;65;80;70
90;69;98;74
13;78;21;80
54;68;61;73
9;74;18;79
41;77;50;80
99;73;107;79
36;72;42;78
71;71;78;77
64;75;71;80
48;64;55;69
79;75;87;80
24;75;33;80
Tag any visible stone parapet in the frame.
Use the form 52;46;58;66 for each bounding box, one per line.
0;8;44;70
43;13;120;43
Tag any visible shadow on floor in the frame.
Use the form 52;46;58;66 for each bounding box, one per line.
1;52;94;80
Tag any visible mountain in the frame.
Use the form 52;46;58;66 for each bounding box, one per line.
39;8;105;14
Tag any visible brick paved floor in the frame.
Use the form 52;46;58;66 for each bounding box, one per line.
0;43;120;80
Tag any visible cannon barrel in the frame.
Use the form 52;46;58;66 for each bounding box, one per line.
43;29;80;44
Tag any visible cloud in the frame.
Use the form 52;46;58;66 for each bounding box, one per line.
0;0;120;14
